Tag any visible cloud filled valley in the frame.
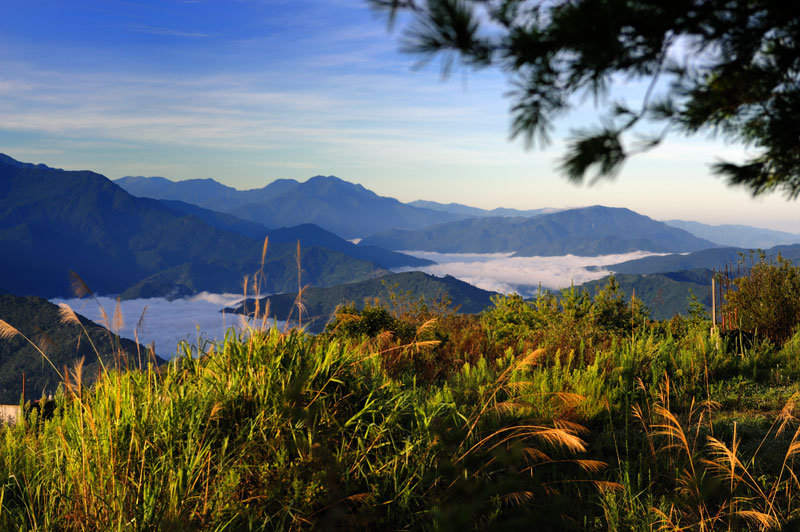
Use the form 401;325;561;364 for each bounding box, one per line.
396;250;671;297
49;292;278;359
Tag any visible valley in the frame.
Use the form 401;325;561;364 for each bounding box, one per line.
4;153;799;359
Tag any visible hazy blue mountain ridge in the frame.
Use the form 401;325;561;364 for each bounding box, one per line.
156;202;428;269
663;219;800;249
159;199;271;240
115;174;463;238
115;176;244;212
360;206;718;256
407;199;557;218
264;224;433;269
0;155;388;298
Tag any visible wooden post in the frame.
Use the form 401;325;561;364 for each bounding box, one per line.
711;277;716;331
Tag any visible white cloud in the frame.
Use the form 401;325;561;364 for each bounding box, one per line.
50;293;284;359
395;250;670;297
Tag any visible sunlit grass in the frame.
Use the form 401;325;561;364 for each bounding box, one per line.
2;254;800;529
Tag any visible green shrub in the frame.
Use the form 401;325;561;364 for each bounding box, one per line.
482;277;648;365
723;255;800;345
326;296;497;382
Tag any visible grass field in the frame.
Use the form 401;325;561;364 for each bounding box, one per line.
1;259;799;530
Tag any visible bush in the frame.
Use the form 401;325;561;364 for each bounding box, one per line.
722;255;800;345
325;295;497;382
482;277;648;364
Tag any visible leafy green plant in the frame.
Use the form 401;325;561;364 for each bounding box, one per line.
723;255;800;345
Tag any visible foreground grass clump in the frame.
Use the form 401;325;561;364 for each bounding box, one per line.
0;328;599;530
324;274;800;530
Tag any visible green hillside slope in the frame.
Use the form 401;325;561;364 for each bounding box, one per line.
0;294;164;404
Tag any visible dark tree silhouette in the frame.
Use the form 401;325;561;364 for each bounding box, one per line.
369;0;800;197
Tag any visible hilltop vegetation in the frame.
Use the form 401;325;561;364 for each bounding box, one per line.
580;269;712;320
226;271;497;333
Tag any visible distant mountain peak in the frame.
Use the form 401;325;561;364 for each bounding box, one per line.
407;199;556;219
0;153;58;171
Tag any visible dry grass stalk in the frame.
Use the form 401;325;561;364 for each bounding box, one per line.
113;297;124;334
58;303;81;326
34;327;56;355
0;318;64;381
0;319;20;340
69;270;93;299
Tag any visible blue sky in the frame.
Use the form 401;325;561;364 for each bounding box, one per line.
1;0;798;231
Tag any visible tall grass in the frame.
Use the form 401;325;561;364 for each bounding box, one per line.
0;321;603;530
3;257;800;529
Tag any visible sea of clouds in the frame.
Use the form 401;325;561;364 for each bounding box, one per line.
395;250;669;297
48;251;666;358
49;292;280;360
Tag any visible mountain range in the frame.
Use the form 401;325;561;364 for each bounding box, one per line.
157;201;429;270
407;200;557;218
0;154;390;298
115;175;463;239
6;152;800;324
663;220;800;249
115;170;797;256
360;206;718;256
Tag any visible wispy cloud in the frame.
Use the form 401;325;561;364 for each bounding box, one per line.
0;60;519;168
129;25;210;38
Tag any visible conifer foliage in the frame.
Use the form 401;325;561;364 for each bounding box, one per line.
371;0;800;196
